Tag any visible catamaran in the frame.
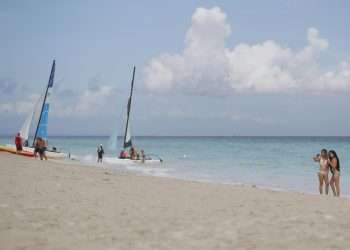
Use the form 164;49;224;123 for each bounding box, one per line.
0;60;67;159
105;66;162;164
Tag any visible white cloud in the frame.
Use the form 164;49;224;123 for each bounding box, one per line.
52;85;116;117
0;94;40;114
0;82;116;118
143;7;350;94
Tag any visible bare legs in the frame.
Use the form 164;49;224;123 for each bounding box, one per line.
318;173;323;194
334;175;340;197
329;175;340;197
317;173;329;195
325;176;329;195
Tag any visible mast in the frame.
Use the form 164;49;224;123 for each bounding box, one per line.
123;66;136;148
32;59;55;146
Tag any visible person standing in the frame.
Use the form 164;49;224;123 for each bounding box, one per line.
97;144;104;163
14;132;23;153
141;149;146;163
328;150;341;197
34;138;40;158
313;149;330;195
34;137;47;160
39;139;48;160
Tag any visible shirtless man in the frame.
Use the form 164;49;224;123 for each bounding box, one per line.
313;149;330;195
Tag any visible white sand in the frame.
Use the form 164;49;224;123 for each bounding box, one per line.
0;152;349;250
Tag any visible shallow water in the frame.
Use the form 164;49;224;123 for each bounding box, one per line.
1;136;349;195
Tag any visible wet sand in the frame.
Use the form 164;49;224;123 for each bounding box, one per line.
0;152;349;250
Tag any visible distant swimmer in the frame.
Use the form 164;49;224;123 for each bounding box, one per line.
97;144;104;163
14;132;22;153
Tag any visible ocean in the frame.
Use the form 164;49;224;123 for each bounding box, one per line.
1;136;349;196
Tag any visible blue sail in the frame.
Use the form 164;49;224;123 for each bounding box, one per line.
36;103;50;140
34;60;55;143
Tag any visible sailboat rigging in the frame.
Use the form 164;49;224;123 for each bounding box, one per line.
123;66;136;149
32;60;55;146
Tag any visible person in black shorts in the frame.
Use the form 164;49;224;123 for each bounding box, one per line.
34;138;41;158
34;137;47;160
97;144;104;163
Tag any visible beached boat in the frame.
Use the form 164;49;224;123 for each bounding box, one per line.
110;66;162;164
0;60;68;159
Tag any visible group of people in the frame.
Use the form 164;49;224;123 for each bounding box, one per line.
313;149;341;197
96;144;147;163
14;132;47;160
119;147;146;162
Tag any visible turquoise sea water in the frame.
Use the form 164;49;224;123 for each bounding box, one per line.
1;136;349;196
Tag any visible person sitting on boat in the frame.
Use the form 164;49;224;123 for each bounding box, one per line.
97;144;104;163
14;132;23;153
130;147;137;160
119;150;128;159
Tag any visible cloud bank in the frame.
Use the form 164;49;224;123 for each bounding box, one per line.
143;7;350;94
0;79;117;117
51;84;116;117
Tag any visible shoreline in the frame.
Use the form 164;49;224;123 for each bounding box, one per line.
1;152;350;249
59;156;348;199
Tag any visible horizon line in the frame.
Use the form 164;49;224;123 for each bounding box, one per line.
2;134;350;138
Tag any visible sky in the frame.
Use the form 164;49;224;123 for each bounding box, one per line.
1;0;350;136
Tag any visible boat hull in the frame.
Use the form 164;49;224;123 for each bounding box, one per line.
104;157;162;165
0;144;67;159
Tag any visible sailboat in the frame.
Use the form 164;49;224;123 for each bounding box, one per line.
0;60;67;159
105;66;162;164
123;66;135;150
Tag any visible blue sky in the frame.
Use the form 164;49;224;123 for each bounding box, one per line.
1;0;350;136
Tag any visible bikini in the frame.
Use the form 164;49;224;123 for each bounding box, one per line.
330;158;340;177
319;158;329;176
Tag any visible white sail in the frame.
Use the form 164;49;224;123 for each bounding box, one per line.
19;94;44;144
32;94;45;133
19;110;34;142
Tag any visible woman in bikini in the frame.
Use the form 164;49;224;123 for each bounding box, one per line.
328;150;341;197
313;149;330;195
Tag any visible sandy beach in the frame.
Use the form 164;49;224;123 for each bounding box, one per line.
0;152;349;250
